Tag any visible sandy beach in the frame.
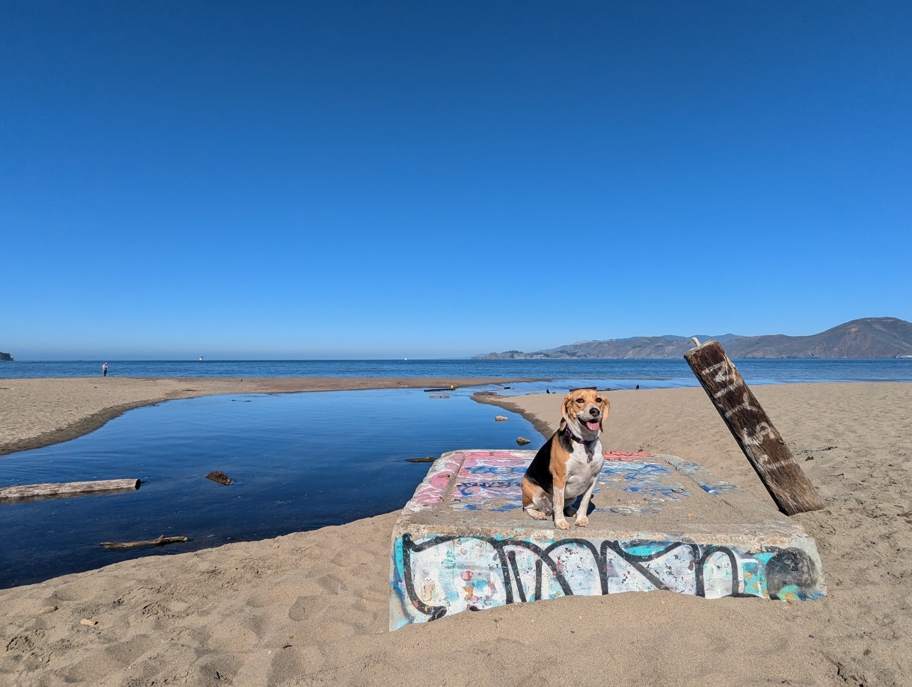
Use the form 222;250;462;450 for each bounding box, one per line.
1;381;910;685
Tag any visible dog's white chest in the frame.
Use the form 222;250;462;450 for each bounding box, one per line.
564;441;604;499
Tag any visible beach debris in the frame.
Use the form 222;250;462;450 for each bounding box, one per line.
685;339;823;515
494;415;509;422
80;619;97;627
424;387;456;392
100;535;188;550
405;457;437;463
799;446;834;462
206;471;232;486
516;437;531;446
38;605;57;615
0;479;140;502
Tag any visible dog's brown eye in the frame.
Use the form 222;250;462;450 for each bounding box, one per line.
596;397;603;403
576;398;584;404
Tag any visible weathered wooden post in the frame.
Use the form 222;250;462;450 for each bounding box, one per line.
683;340;823;516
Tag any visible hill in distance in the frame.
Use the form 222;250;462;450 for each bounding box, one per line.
475;317;912;360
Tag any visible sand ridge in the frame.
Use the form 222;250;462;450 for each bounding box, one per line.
1;381;910;685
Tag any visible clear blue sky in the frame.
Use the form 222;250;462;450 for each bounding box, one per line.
2;1;910;359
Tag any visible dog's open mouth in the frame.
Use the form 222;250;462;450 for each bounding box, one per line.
584;420;600;431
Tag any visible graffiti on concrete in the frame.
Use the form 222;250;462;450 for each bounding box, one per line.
390;450;825;629
391;532;821;625
407;451;717;515
405;453;464;511
450;457;527;511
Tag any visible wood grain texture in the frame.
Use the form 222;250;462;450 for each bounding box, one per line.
684;340;823;515
0;479;140;501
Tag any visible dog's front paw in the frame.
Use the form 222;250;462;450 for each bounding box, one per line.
575;515;590;527
554;518;571;530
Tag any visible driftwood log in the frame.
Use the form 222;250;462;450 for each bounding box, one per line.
0;479;140;501
99;535;188;550
684;340;823;515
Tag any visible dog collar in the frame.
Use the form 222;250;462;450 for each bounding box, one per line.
561;425;598;462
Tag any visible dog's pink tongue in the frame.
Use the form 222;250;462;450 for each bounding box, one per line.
586;421;600;431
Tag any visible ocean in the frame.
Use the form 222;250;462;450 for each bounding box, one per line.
2;358;912;387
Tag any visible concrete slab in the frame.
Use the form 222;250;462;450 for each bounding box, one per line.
390;449;826;630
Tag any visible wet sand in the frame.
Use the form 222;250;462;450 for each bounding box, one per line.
1;381;910;685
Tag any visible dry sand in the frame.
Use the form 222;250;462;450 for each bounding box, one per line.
1;381;910;686
0;376;540;456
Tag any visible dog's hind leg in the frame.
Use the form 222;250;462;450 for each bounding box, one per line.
524;494;553;520
524;507;550;521
522;478;554;521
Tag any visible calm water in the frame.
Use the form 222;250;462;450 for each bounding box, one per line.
0;389;543;588
3;358;912;388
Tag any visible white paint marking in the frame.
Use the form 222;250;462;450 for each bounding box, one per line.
713;383;740;399
741;422;778;447
724;392;756;417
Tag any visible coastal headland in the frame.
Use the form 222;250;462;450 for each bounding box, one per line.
0;376;544;456
0;381;910;684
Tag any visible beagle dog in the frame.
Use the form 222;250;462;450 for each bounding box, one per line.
521;388;609;529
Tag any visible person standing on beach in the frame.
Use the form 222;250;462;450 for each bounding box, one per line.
102;362;108;377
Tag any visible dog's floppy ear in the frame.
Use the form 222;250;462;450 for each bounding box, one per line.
597;394;610;431
560;393;574;424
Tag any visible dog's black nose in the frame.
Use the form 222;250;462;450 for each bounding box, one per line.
589;407;600;417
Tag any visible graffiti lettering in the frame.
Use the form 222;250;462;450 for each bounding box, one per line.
394;533;809;623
